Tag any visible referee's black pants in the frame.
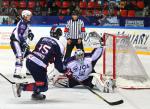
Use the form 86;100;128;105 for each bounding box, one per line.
64;39;84;60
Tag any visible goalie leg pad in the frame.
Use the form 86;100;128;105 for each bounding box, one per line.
104;78;115;93
91;73;105;92
90;73;115;93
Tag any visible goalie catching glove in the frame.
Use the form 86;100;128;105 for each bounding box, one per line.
85;31;104;48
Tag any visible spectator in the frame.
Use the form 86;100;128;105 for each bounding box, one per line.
9;3;18;16
109;1;119;16
69;1;76;15
33;1;42;16
0;0;2;7
2;17;6;24
143;6;150;17
74;5;81;15
51;2;59;15
47;0;53;7
41;3;48;16
124;0;137;10
0;1;9;15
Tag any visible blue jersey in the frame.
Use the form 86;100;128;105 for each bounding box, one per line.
11;18;31;44
30;36;65;73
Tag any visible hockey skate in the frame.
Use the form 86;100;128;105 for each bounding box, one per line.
31;92;46;100
13;67;26;79
12;83;24;97
26;69;32;76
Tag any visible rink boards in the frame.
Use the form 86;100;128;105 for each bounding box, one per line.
0;26;150;55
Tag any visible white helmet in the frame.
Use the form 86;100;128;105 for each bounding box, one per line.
22;10;32;17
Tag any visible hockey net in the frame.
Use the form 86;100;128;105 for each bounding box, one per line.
102;33;150;89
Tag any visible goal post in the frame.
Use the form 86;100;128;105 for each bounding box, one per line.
102;33;150;89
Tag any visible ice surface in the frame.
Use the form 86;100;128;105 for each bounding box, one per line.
0;50;150;109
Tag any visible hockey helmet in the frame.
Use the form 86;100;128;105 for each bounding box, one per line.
50;26;62;39
22;10;32;17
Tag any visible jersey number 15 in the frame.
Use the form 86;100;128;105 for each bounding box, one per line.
38;44;51;54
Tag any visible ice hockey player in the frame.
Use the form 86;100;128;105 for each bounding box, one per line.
54;39;115;93
15;26;70;100
10;10;34;79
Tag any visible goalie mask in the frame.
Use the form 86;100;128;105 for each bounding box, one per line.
74;49;84;64
50;26;62;39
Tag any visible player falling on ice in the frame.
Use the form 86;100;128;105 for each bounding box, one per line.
10;10;34;79
14;26;71;100
53;35;115;93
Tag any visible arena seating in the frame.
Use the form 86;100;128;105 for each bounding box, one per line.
0;0;147;17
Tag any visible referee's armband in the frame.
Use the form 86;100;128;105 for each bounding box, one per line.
81;27;85;32
64;28;69;32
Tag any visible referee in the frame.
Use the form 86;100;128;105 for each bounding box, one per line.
64;10;86;60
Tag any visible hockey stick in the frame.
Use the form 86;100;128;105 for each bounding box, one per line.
22;39;32;76
72;77;123;106
0;73;29;97
0;73;28;84
0;73;15;84
23;38;31;58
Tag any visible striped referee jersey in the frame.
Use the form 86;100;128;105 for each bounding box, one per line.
64;19;86;39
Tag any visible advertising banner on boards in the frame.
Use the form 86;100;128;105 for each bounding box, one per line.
0;26;149;55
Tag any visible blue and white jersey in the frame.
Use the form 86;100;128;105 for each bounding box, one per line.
28;36;65;73
64;47;103;81
11;19;30;43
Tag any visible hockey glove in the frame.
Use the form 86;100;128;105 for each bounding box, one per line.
22;42;30;52
28;30;34;41
64;69;73;79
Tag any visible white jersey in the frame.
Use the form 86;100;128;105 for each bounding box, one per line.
65;47;103;81
11;19;30;43
67;58;93;81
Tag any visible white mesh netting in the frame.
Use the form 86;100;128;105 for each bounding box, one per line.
103;33;150;89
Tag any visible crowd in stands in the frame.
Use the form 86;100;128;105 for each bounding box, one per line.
0;0;149;17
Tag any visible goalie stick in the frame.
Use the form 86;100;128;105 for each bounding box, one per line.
72;77;123;106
